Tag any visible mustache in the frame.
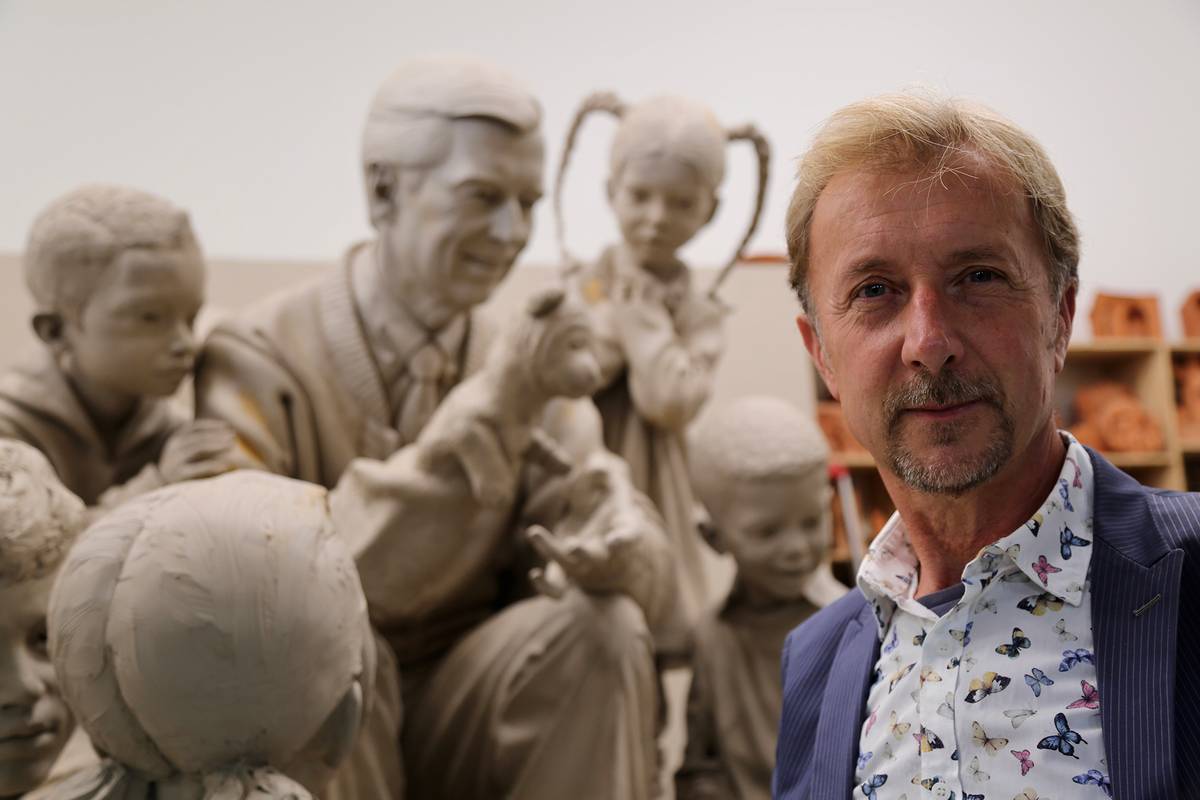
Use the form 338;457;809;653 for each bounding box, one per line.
883;371;1005;428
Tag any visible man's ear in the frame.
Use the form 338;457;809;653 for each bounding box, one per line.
1053;281;1077;373
365;163;399;229
32;312;68;355
796;313;838;400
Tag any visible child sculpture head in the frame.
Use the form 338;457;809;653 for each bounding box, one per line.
554;92;769;280
689;396;833;605
0;440;87;798
24;184;205;420
47;471;374;798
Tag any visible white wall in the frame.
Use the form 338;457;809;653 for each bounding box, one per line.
1;0;1199;336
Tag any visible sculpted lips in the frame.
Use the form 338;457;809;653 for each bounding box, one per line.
0;721;59;757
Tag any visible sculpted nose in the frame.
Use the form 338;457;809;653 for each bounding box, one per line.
0;648;44;711
170;321;196;359
900;287;963;375
490;197;531;248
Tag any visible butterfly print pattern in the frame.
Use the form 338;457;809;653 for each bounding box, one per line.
854;435;1107;798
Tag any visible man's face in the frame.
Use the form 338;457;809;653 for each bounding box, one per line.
382;118;544;315
798;164;1074;496
62;245;205;401
0;574;74;796
713;470;831;603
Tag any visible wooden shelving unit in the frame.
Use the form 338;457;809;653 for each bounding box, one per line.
818;338;1200;563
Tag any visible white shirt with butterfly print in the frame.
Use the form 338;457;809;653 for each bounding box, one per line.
853;433;1109;800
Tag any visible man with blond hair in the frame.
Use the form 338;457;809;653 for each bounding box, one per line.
773;91;1200;800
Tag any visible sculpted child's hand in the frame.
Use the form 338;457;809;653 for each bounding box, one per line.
158;419;239;483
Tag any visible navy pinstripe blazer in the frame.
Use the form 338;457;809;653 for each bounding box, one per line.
774;450;1200;800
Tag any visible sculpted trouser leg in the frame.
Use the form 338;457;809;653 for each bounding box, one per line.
401;589;658;800
325;631;407;800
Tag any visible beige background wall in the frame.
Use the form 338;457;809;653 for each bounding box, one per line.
2;1;1197;338
0;253;817;423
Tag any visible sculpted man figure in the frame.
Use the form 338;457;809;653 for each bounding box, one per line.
195;57;673;800
773;92;1200;800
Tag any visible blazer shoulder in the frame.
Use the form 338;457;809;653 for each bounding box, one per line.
782;589;871;672
1145;489;1200;550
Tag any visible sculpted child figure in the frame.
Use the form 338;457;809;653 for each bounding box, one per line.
0;441;92;799
674;396;845;800
29;472;375;800
0;185;236;509
554;93;770;637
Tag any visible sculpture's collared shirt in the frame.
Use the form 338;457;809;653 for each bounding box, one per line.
854;434;1109;799
351;246;466;439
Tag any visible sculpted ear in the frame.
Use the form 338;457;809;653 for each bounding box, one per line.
365;163;399;229
32;312;69;359
704;193;720;227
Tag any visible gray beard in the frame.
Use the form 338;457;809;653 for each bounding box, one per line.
882;371;1014;496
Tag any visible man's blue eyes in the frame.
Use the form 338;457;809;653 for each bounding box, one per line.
857;271;997;299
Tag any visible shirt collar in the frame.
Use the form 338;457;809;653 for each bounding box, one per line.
857;432;1096;637
352;244;466;387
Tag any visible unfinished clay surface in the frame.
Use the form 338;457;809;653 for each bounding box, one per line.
1070;380;1165;452
0;440;89;799
0;184;235;509
553;91;770;641
1090;292;1163;339
1183;291;1200;339
36;472;372;799
678;396;844;799
345;287;605;624
1176;355;1200;445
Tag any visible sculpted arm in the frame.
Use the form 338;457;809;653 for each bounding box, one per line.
610;288;725;431
523;397;679;634
193;326;309;477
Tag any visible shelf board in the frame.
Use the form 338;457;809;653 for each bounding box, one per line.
1171;340;1200;355
1101;451;1173;469
1183;445;1200;457
830;451;876;469
1068;338;1162;358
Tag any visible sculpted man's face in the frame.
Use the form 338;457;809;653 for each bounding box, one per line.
797;163;1074;496
711;469;831;603
607;154;716;266
383;117;544;314
60;246;205;401
0;574;73;797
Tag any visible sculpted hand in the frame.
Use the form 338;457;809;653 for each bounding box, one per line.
159;419;239;483
524;454;645;597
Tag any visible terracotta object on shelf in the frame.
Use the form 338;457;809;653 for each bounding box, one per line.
1176;354;1200;445
1183;291;1200;339
1070;380;1164;452
1089;292;1162;339
816;401;866;454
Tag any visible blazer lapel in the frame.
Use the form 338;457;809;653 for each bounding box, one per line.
809;603;878;798
1088;450;1182;800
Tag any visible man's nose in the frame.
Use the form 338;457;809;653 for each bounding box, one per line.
489;196;531;247
900;286;963;374
0;647;45;712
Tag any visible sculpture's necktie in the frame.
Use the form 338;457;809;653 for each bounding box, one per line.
397;342;447;444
